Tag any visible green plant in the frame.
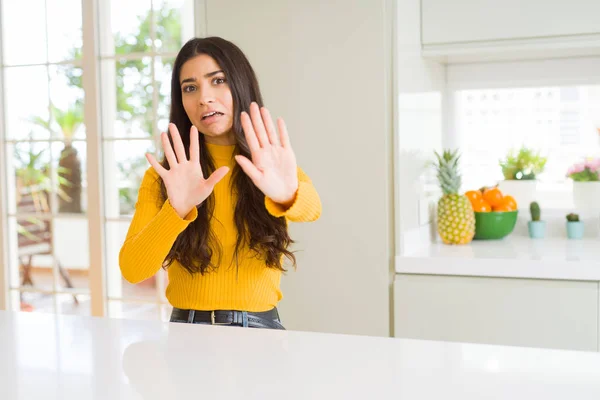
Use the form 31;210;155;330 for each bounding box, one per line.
566;158;600;182
14;144;71;201
14;142;71;240
17;217;46;241
30;103;84;213
530;201;541;221
62;7;181;137
117;155;150;214
59;6;182;212
566;213;580;222
499;147;547;180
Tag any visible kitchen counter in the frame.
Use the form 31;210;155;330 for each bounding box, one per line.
394;237;600;351
397;237;600;281
2;311;600;399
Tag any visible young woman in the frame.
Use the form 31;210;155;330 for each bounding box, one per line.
119;37;321;330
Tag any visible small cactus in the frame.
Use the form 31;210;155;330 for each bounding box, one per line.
530;201;541;221
566;213;580;222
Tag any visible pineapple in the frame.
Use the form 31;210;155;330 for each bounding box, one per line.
433;150;475;245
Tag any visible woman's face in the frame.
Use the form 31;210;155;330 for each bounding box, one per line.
179;54;235;145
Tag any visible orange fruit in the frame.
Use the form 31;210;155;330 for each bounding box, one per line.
482;187;504;207
472;200;492;212
492;203;514;212
501;195;517;210
464;190;482;205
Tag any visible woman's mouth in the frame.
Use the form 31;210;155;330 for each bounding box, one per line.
201;111;224;125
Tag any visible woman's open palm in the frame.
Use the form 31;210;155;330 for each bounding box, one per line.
146;123;229;218
235;102;298;205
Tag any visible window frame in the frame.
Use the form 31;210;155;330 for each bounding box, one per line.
0;0;207;316
444;57;600;209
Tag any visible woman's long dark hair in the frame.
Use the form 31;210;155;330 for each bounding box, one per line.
158;37;295;275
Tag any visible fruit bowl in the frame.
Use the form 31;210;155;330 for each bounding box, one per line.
473;210;518;240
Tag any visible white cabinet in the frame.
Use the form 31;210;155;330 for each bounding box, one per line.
394;274;599;352
421;0;600;45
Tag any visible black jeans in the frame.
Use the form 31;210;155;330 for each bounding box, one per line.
169;307;286;330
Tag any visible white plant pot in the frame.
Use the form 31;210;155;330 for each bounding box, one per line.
572;181;600;212
497;180;538;210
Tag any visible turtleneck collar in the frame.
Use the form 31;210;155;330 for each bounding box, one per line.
205;141;236;163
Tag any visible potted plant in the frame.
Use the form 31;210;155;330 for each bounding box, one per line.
566;213;585;240
566;157;600;212
30;103;84;213
498;147;547;209
528;201;545;239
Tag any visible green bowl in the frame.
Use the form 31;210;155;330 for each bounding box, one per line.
473;210;518;240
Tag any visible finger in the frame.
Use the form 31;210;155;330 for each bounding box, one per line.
189;125;200;164
241;111;260;153
277;118;291;148
235;155;262;184
205;166;230;188
161;131;178;167
169;123;188;162
146;153;167;177
260;107;280;146
250;102;270;147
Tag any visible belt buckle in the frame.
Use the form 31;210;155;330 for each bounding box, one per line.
210;311;229;325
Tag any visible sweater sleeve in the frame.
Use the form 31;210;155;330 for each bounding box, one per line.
119;167;198;284
264;167;322;222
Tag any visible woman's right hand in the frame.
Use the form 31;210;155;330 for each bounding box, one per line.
145;123;230;219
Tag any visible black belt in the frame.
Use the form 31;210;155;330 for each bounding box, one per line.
170;307;285;330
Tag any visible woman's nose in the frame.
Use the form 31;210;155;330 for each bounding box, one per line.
197;86;216;105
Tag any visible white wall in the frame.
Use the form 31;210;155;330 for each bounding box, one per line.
395;0;446;254
203;0;394;336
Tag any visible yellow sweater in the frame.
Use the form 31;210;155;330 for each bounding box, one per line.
119;142;321;312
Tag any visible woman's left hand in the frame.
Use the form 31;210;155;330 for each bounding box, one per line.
235;102;299;207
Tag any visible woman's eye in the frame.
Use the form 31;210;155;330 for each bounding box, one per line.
183;86;195;93
213;77;226;84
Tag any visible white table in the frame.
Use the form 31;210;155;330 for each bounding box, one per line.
1;311;600;399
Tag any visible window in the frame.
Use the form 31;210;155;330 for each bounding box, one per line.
1;0;88;315
100;0;195;322
455;85;600;206
0;0;198;320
